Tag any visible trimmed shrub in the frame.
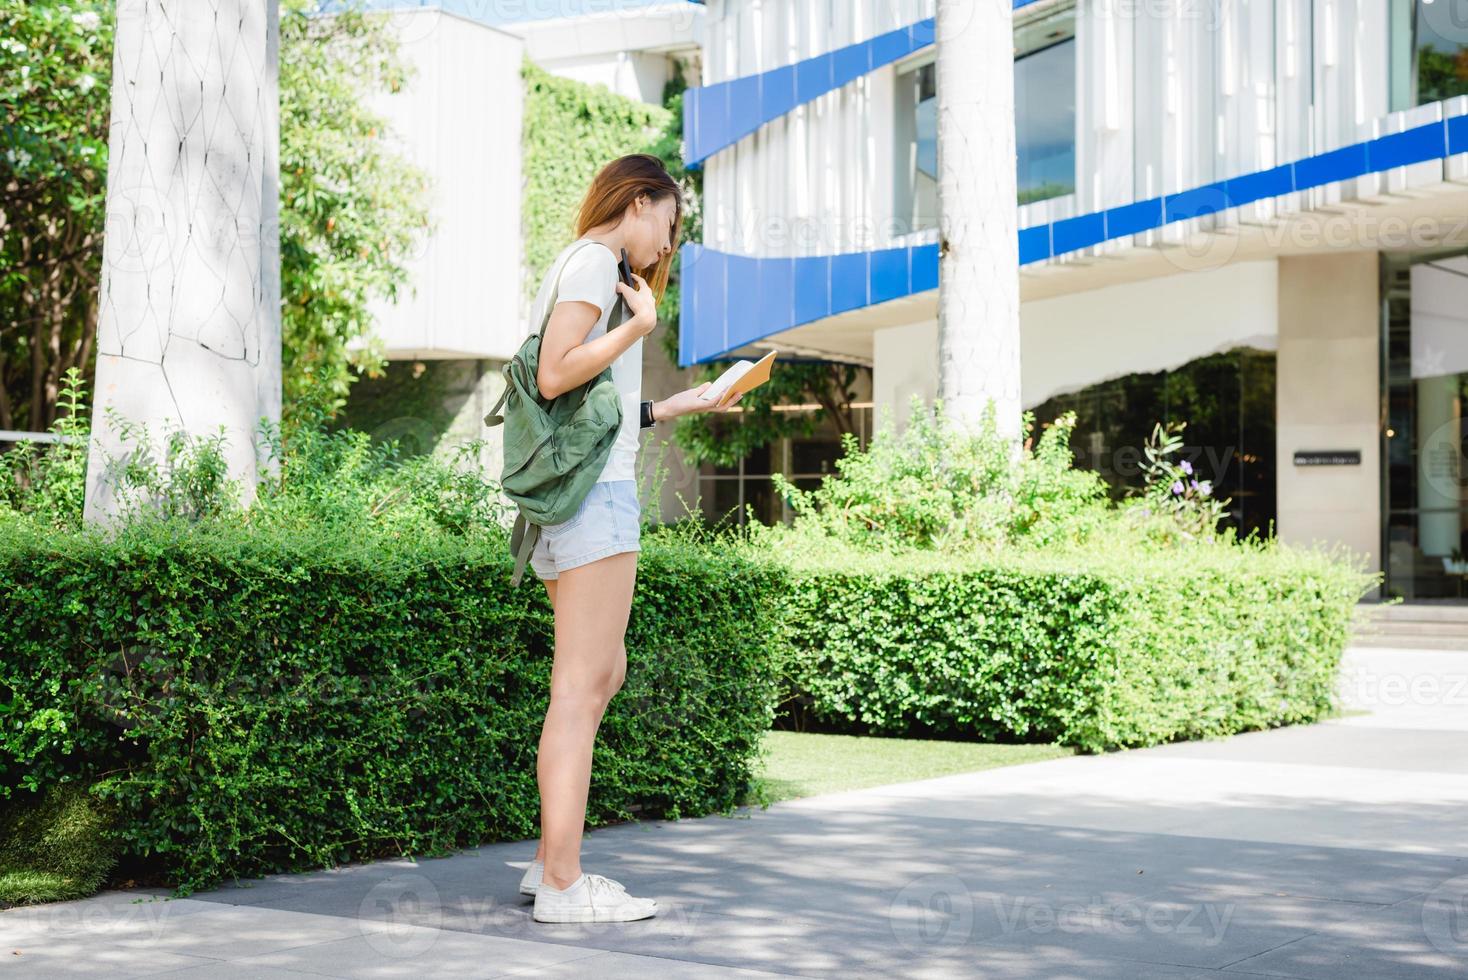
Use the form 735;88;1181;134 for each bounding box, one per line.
0;518;786;896
752;397;1377;751
778;546;1373;752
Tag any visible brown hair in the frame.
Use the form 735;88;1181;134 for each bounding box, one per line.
573;153;684;303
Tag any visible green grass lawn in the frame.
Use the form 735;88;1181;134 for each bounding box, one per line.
747;730;1075;804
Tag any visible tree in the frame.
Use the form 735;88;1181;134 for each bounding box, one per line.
83;0;283;524
935;0;1022;444
278;0;431;432
0;1;112;433
0;1;430;445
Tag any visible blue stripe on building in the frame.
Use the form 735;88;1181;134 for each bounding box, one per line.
685;3;1047;166
679;117;1468;366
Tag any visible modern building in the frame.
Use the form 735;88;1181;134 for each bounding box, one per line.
330;1;705;518
677;0;1468;601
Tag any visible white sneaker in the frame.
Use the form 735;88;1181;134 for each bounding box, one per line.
518;858;543;896
532;872;659;923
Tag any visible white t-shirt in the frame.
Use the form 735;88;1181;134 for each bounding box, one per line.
531;238;641;484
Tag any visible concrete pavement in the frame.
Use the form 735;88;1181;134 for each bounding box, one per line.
3;646;1466;979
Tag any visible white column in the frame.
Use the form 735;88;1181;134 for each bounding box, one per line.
84;0;281;525
1275;253;1381;585
935;0;1022;443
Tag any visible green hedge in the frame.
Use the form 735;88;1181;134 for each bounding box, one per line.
779;546;1373;752
0;519;786;896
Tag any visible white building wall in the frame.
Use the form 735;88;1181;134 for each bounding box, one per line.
512;3;705;104
702;0;928;256
872;320;939;432
703;0;1395;260
873;259;1280;432
360;11;525;360
1020;260;1280;407
535;51;674;104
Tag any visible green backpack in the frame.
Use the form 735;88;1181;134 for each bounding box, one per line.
484;240;627;585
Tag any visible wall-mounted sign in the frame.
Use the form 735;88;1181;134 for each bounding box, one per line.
1293;450;1361;466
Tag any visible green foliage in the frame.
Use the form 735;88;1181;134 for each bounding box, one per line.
763;397;1112;552
673;360;866;468
1017;181;1075;205
1418;44;1468;104
744;401;1377;751
95;413;242;525
777;545;1375;752
0;1;112;430
279;0;432;424
1128;419;1235;543
0;367;90;529
0;2;430;431
0;781;120;905
254;402;511;540
0;513;785;898
0;376;786;899
0;359;511;539
520;59;675;301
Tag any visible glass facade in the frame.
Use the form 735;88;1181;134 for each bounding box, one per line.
1028;349;1278;540
1391;0;1468;109
1013;11;1077;205
1382;250;1468;601
699;404;873;526
895;4;1076;231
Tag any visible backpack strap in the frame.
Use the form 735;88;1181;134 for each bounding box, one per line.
537;239;608;340
509;513;540;587
482;368;512;428
538;239;633;343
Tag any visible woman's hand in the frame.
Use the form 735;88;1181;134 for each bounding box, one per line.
652;382;744;422
615;273;658;338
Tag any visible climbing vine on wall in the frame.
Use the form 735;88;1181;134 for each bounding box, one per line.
520;59;866;471
520;60;677;301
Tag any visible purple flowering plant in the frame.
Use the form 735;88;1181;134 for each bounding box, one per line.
1131;420;1230;542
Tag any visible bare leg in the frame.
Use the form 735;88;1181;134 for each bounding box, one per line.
533;552;636;889
532;578;556;866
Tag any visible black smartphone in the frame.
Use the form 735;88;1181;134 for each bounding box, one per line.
617;248;636;289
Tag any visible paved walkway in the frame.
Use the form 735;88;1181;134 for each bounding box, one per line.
4;646;1467;979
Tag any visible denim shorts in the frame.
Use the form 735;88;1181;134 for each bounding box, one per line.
530;480;641;580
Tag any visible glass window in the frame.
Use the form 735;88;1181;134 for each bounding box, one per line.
1012;6;1077;205
1416;1;1468;103
1382;250;1468;601
1391;0;1468;108
894;5;1076;232
1027;348;1278;541
698;404;873;527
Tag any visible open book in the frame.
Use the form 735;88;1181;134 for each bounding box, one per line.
699;350;778;408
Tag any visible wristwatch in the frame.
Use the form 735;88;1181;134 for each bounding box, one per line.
639;399;657;429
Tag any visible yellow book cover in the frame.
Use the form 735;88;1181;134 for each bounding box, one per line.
701;350;778;408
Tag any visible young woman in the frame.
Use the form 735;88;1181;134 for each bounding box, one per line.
516;154;743;924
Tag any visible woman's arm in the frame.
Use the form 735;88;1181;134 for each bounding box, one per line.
537;274;658;400
649;384;744;421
